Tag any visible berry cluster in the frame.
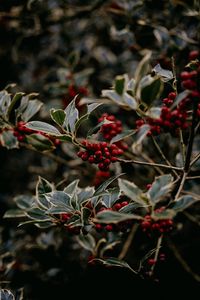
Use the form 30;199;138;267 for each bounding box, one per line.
95;200;131;233
13;121;61;146
93;170;111;186
77;141;124;171
98;113;122;140
141;211;173;235
136;91;189;136
63;83;89;108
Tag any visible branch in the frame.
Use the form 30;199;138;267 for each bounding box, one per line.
189;152;200;169
118;158;183;171
149;234;163;277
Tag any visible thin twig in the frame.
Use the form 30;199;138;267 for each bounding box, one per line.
171;56;177;93
178;129;186;164
174;172;187;201
186;175;200;180
183;211;200;227
140;152;164;175
151;136;179;177
167;238;200;283
190;152;200;169
118;158;183;171
118;224;139;260
149;234;163;277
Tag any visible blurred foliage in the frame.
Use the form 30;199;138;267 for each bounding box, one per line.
0;0;200;298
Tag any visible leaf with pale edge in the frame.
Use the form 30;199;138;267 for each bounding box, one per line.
94;210;142;224
0;289;15;300
94;257;137;274
147;174;174;205
26;121;61;135
50;109;66;126
171;195;198;212
64;97;79;133
94;173;124;197
36;177;53;209
76;233;96;252
118;178;145;205
1;130;18;149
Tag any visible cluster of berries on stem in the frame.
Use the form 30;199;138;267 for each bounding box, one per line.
77;140;124;171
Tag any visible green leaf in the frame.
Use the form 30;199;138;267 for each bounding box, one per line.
171;195;197;212
110;129;136;144
94;173;124;197
139;75;163;106
26;121;61;135
3;209;26;218
15;195;34;210
118;178;145;205
36;177;53;209
81;207;91;226
47;206;73;214
26;134;55;152
76;233;96;252
95;257;137;274
64;97;79;133
50;109;66;126
21;99;43;122
1;130;18;149
94;210;142;224
146;107;161;119
152;64;173;82
147;174;174;205
119;203;141;213
114;74;128;95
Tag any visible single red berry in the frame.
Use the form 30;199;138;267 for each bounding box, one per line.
147;258;156;266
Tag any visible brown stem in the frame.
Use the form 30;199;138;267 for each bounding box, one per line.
118;158;183;171
118;224;139;260
149;234;163;277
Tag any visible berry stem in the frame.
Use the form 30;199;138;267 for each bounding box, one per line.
178;129;186;164
149;234;163;277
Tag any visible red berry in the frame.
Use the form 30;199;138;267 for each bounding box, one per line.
148;259;156;266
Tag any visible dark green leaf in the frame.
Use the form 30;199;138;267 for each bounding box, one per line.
153;209;175;220
50;109;66;126
26;133;55;152
140;76;163;106
171;195;197;212
81;207;91;226
114;74;127;95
